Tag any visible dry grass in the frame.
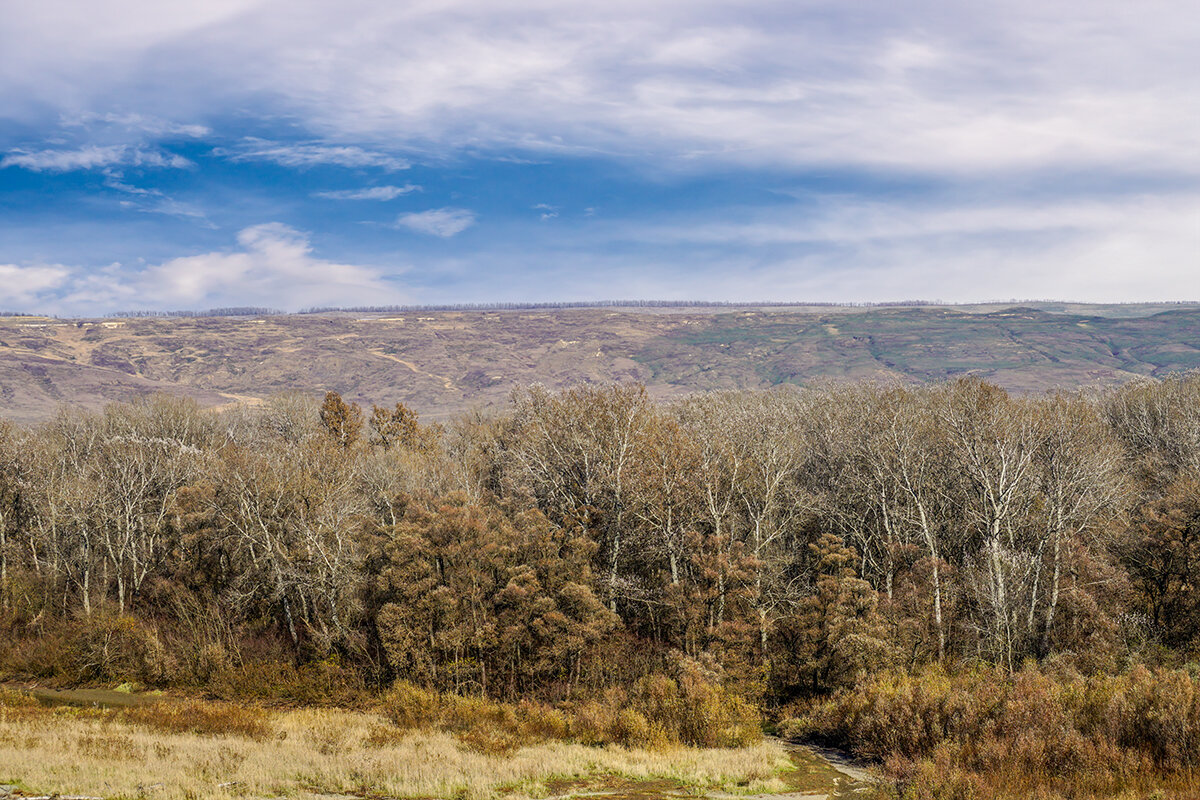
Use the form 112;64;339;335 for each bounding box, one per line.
0;694;789;800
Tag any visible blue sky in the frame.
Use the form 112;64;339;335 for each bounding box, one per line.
1;0;1197;315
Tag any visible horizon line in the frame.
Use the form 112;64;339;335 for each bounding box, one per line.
2;298;1199;320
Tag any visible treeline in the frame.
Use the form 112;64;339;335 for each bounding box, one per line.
1;377;1199;713
296;300;951;313
106;307;282;318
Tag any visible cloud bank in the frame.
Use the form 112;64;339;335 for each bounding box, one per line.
6;0;1194;175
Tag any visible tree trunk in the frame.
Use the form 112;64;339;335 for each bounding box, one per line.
1042;530;1062;655
0;521;7;612
917;504;945;662
82;558;91;617
989;517;1011;670
608;525;621;613
1027;538;1045;638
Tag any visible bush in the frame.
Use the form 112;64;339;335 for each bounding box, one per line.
382;681;574;753
381;681;441;729
377;665;761;753
0;615;174;686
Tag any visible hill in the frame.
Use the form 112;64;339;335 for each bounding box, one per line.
1;302;1198;423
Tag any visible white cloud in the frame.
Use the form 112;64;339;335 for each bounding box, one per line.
218;139;410;170
312;184;419;200
1;145;192;171
396;207;476;237
35;224;406;314
0;263;71;308
127;223;406;309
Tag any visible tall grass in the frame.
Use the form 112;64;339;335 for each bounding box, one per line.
0;690;784;800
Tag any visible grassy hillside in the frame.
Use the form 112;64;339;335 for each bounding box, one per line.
1;303;1198;422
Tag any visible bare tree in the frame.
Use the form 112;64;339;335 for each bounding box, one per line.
1032;392;1127;654
940;379;1040;669
507;383;655;611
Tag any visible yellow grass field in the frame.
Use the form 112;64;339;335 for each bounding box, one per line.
0;694;793;800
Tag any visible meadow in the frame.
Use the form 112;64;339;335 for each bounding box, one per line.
0;688;791;800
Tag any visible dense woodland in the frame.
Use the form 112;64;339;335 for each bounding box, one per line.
3;376;1200;793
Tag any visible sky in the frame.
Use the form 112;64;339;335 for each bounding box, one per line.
0;0;1197;315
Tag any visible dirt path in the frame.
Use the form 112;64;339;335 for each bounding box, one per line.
214;391;265;410
370;349;456;391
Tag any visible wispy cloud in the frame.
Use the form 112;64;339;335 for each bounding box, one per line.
313;184;420;200
104;174;213;225
533;203;558;220
587;191;1200;304
396;207;476;237
62;112;211;138
218;138;410;170
1;145;192;172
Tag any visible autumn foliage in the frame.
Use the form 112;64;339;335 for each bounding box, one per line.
2;376;1200;794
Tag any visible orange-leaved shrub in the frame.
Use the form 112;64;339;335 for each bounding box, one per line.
783;663;1200;798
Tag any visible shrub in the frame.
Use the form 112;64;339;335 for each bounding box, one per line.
377;668;760;753
569;698;617;745
787;664;1200;798
381;681;441;729
382;681;576;752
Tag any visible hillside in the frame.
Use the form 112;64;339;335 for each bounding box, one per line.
1;303;1198;423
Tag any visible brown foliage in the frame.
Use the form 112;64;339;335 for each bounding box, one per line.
380;658;759;753
319;391;364;448
788;664;1200;798
5;376;1200;796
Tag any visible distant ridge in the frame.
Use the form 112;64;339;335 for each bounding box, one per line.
0;299;1187;320
1;302;1199;426
299;299;1200;314
299;299;952;313
88;298;1199;318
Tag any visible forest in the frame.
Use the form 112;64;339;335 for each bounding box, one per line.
3;375;1200;798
